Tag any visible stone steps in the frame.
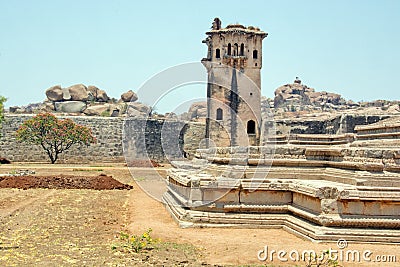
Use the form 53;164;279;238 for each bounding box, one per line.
163;191;400;243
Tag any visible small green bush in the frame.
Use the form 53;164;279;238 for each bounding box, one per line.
114;228;159;253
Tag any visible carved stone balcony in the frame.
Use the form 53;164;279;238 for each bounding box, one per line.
223;55;247;59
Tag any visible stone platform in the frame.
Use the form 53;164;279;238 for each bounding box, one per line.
163;118;400;243
164;164;400;243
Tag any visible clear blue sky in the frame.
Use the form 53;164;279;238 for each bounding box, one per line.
0;0;399;112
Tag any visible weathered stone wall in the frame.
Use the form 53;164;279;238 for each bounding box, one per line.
0;115;205;164
182;122;206;159
1;113;395;163
267;114;391;136
123;119;187;164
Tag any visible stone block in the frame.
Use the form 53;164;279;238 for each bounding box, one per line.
240;190;292;205
202;189;239;203
293;193;322;213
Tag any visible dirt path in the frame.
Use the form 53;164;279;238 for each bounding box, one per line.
0;164;399;266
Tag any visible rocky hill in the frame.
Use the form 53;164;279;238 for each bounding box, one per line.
181;78;400;134
8;84;155;118
273;78;348;111
261;78;399;134
6;80;400;133
270;78;399;113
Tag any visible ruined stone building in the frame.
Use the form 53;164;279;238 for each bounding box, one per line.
202;18;267;147
163;18;400;243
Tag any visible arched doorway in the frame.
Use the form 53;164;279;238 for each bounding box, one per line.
247;120;256;134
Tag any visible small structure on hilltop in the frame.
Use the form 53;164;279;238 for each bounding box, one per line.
163;18;400;243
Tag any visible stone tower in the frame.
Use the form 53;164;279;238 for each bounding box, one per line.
202;18;267;147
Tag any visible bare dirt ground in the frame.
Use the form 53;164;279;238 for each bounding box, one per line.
0;163;399;266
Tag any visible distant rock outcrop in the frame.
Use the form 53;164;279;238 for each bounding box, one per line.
45;85;63;102
45;84;111;104
10;84;149;117
83;104;111;116
87;85;109;102
55;101;87;113
38;84;116;115
274;79;346;112
67;84;89;101
126;102;151;118
188;101;207;119
121;90;138;103
9;102;53;114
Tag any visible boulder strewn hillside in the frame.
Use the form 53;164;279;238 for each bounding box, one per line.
8;84;154;118
273;78;348;112
6;79;400;129
266;78;400;135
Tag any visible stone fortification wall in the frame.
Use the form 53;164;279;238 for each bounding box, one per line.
0;115;205;164
1;113;397;163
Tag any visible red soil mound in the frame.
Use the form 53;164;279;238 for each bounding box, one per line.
0;174;133;190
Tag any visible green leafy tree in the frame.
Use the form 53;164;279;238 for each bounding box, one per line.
16;113;96;164
0;96;6;137
0;96;6;122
